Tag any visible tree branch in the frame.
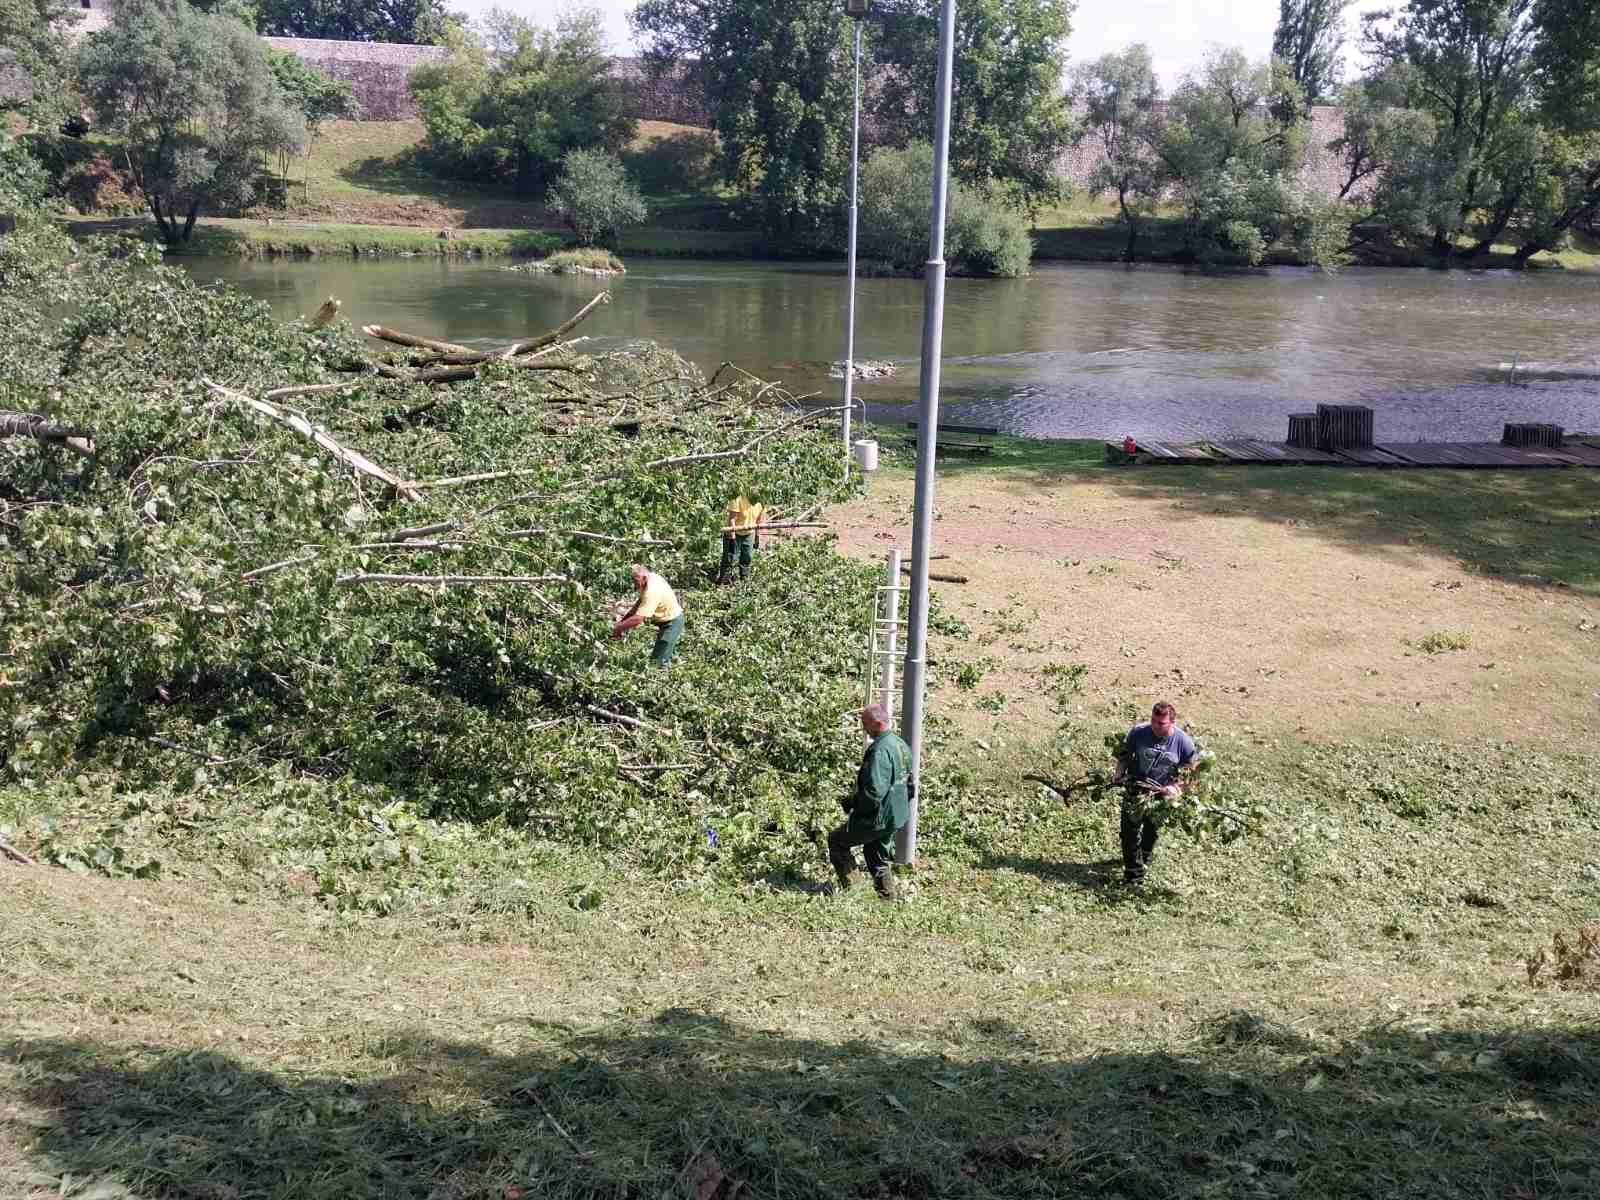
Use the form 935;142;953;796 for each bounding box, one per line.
202;379;421;502
336;573;568;588
644;407;846;470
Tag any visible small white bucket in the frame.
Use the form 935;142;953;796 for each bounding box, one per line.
852;438;880;472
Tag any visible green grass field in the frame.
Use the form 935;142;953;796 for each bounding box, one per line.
6;448;1600;1200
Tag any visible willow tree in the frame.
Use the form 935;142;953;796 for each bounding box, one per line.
77;0;305;244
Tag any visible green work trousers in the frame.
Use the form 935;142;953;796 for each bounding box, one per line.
649;613;685;669
719;532;755;581
827;815;897;884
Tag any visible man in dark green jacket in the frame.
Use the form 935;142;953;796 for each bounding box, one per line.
827;705;911;900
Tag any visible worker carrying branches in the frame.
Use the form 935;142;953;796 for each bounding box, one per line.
1112;700;1198;885
717;485;767;584
612;564;685;669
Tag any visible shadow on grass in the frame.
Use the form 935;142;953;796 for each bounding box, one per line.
7;1009;1598;1198
919;435;1600;593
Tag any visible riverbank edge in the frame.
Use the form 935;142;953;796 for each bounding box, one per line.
61;214;1600;272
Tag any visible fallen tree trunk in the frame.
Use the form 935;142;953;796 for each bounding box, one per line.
202;378;422;502
0;833;35;866
365;293;612;368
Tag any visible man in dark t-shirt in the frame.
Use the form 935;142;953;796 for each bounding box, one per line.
1112;700;1198;884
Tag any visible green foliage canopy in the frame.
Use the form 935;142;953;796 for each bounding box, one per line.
1272;0;1351;109
858;141;1032;276
631;0;856;246
76;0;305;244
546;148;647;248
1069;44;1165;262
872;0;1076;214
252;0;455;44
410;7;635;197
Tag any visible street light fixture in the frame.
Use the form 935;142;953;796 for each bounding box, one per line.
845;0;871;16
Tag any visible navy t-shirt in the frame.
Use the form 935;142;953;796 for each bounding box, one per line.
1124;722;1198;786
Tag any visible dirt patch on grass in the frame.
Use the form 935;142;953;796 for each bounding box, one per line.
831;467;1600;745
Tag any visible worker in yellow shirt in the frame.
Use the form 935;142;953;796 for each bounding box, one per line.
718;488;767;584
611;563;685;668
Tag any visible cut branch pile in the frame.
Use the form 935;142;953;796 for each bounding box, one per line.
1;247;868;884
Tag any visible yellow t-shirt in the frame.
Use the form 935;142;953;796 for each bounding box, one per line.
636;572;682;624
726;495;765;534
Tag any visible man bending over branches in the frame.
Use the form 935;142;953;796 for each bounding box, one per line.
828;705;911;901
612;563;685;669
1112;700;1198;885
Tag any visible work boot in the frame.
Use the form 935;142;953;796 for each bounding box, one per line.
872;867;897;901
1123;866;1145;887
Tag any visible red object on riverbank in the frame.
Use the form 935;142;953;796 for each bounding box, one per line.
1122;435;1138;454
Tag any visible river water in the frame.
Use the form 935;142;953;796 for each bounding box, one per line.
189;256;1600;441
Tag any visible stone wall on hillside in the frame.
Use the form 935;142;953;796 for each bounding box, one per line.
262;38;449;122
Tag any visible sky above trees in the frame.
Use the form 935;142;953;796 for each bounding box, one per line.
451;1;1391;84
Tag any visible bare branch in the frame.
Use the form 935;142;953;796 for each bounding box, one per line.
361;326;477;356
408;467;548;491
0;834;35;866
261;383;359;403
202;379;422;502
584;704;673;735
645;406;846;470
505;528;677;547
241;552;322;582
336;573;568;588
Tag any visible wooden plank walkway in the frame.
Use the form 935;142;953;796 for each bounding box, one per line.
1110;440;1600;469
1211;440;1342;464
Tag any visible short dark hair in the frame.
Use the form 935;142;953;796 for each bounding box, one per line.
1152;701;1177;720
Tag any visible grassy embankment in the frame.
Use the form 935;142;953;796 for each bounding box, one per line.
6;439;1600;1199
73;118;1600;268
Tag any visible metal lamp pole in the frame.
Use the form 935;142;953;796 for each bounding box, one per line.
840;0;868;481
896;0;957;868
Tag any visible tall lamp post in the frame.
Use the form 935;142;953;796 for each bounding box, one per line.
840;0;870;481
896;0;956;868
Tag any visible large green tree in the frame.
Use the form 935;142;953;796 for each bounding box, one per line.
872;0;1076;213
1272;0;1351;109
631;0;1073;243
409;6;634;196
1069;43;1165;261
1359;0;1538;257
252;0;455;44
77;0;305;244
1157;47;1347;266
630;0;856;245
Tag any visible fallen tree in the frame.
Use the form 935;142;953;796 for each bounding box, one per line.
0;221;875;897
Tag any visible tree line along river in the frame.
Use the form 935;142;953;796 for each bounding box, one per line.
189;257;1600;442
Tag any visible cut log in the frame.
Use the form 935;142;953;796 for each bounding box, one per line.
361;326;476;356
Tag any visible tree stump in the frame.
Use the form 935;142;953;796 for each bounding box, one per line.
1316;404;1374;450
1502;422;1563;448
1286;413;1318;447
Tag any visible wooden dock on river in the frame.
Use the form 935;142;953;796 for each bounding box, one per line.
1112;407;1600;469
1115;440;1600;469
